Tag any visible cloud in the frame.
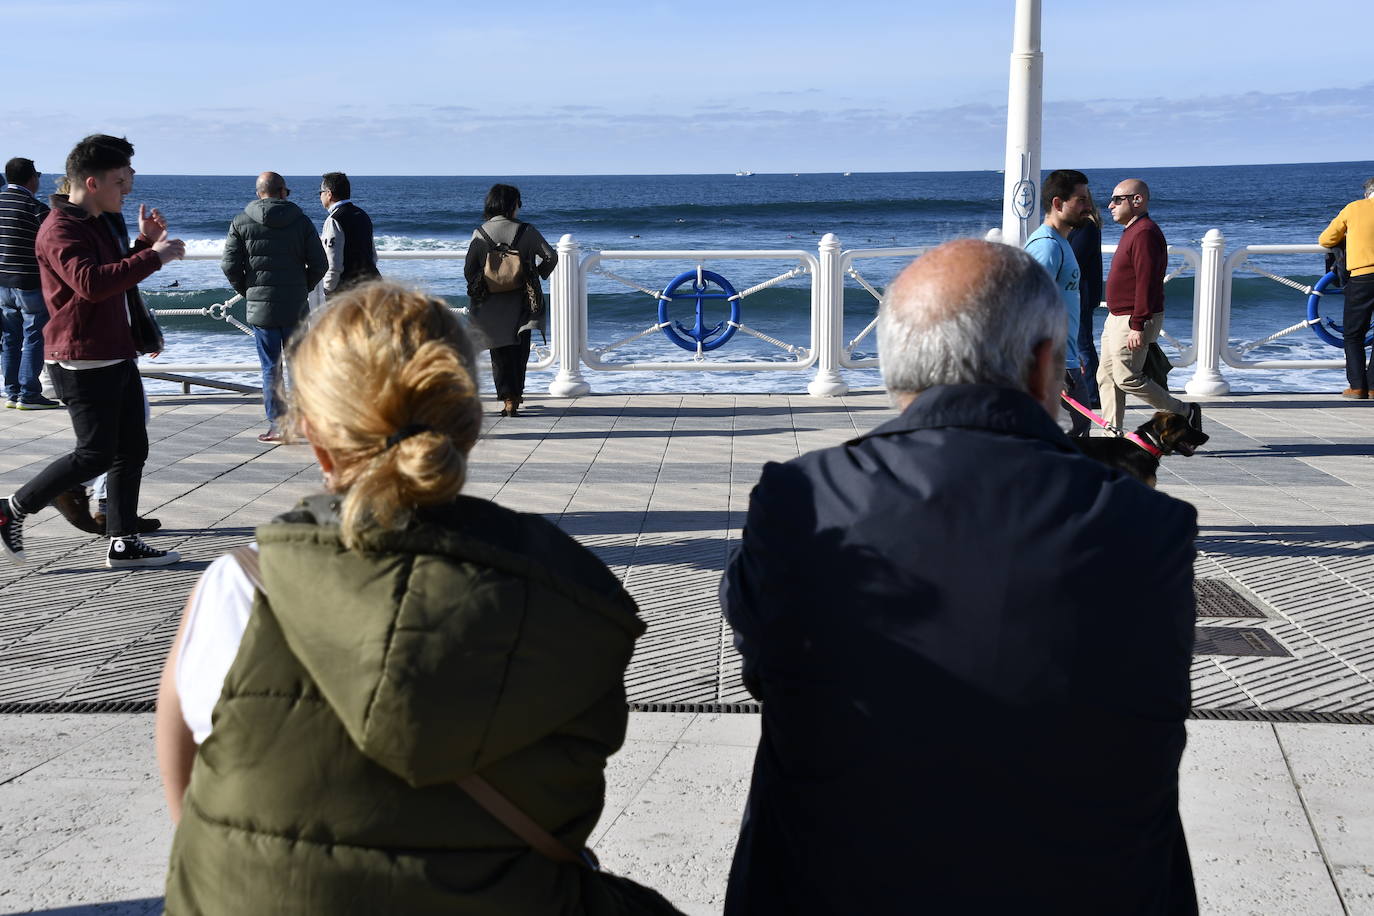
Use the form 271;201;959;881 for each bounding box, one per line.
5;81;1373;175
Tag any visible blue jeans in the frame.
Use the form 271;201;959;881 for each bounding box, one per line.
0;286;49;401
252;325;293;430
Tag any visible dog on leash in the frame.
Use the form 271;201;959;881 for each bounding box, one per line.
1073;411;1209;488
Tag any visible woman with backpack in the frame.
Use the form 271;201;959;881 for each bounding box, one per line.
156;283;680;914
463;183;557;417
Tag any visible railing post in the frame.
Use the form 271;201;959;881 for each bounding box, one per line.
1186;228;1230;396
548;233;591;398
808;233;849;397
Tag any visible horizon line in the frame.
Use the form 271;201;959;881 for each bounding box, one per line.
128;158;1374;180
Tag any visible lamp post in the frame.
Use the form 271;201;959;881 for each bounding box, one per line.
1000;0;1043;248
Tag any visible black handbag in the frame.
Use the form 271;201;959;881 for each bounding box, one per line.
127;287;164;356
1143;342;1172;388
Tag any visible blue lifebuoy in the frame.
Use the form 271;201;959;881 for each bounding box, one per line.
1308;270;1374;348
658;269;742;352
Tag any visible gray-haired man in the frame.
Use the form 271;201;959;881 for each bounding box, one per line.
221;171;327;443
722;239;1198;914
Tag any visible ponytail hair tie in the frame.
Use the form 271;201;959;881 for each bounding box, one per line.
385;424;431;449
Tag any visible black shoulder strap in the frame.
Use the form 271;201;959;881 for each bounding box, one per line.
475;226;499;249
512;222;529;245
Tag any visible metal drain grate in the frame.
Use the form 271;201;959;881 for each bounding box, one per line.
1195;579;1267;618
1195;626;1291;658
630;701;760;714
0;700;156;714
1191;708;1374;725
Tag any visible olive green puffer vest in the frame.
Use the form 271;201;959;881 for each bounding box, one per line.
165;495;649;915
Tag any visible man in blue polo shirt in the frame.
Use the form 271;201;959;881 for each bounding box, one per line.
1025;168;1094;436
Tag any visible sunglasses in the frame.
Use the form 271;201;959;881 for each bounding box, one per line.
1109;194;1137;205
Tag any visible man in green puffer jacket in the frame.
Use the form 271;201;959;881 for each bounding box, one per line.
220;172;327;443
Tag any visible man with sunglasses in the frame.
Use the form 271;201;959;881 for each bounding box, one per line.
221;171;327;443
1098;179;1201;432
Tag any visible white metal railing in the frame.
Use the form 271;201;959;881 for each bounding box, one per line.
152;234;1340;398
1219;240;1342;372
839;246;928;370
576;247;818;372
156;251;555;382
835;240;1202;376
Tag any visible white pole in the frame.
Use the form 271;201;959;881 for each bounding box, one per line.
807;233;849;397
1186;228;1231;395
548;234;591;397
1001;0;1043;248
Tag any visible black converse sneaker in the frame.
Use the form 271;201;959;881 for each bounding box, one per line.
0;497;25;563
106;535;180;569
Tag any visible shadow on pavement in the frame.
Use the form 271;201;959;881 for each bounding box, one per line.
2;899;164;915
1199;524;1374;556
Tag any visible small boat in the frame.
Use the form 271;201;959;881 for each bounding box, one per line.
842;171;853;177
735;170;754;177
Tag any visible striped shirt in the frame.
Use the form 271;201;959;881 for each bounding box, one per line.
0;184;50;289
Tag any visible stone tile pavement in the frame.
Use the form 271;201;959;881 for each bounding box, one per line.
1;390;1373;912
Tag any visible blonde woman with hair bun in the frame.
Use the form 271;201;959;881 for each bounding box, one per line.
155;283;677;914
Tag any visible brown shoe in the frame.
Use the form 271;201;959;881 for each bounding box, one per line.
1341;388;1369;400
52;486;103;534
503;398;519;417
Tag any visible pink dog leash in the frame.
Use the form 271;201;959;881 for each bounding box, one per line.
1060;393;1164;458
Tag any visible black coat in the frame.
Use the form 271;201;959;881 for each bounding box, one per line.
721;384;1198;916
462;217;556;349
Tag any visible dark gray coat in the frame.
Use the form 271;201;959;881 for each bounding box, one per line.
462;216;557;349
221;198;328;328
723;384;1199;915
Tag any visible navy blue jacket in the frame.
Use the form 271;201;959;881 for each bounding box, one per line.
722;384;1198;915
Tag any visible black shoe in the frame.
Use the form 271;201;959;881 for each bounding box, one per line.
14;394;62;410
106;536;180;568
92;511;161;534
1186;402;1204;432
53;486;103;534
0;497;25;562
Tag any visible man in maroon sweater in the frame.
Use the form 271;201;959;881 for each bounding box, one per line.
0;135;185;568
1097;178;1202;432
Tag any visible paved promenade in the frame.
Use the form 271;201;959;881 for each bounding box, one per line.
2;389;1373;914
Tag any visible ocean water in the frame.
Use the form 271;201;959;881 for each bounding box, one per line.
122;162;1374;395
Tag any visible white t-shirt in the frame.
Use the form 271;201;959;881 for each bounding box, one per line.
176;546;257;743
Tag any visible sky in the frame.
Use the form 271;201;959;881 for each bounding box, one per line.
1;0;1370;176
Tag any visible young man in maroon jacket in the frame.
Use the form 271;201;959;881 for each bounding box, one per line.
1097;178;1202;432
0;135;185;568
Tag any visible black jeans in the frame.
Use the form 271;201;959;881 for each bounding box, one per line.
1343;274;1374;390
16;360;148;537
489;331;531;401
1077;298;1101;407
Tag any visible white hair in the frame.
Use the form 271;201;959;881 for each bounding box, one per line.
878;241;1065;396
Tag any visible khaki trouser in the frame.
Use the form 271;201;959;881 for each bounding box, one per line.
1097;312;1186;429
